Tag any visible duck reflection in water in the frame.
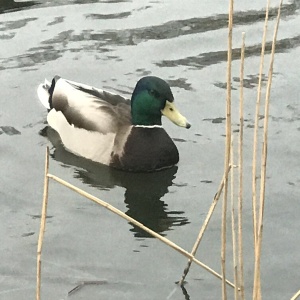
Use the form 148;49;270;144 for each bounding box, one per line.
41;127;189;238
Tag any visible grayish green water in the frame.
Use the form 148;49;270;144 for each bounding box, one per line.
1;0;300;299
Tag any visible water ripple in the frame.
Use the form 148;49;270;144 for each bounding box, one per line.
85;12;131;20
156;35;300;70
0;17;37;31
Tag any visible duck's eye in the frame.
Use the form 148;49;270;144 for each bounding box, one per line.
149;89;160;98
169;107;174;111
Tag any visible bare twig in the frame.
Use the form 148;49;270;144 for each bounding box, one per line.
253;1;283;299
47;173;235;288
36;147;50;300
178;165;232;286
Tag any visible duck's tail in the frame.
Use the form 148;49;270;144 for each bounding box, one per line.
37;79;51;109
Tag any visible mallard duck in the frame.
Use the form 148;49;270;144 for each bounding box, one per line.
37;76;191;172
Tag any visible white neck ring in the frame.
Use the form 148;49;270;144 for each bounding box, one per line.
133;125;163;128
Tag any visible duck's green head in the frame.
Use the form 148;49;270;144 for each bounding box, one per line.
131;76;191;128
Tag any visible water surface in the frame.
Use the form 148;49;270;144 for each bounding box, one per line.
1;0;300;299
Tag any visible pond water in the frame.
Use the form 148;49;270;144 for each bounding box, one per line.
1;0;299;299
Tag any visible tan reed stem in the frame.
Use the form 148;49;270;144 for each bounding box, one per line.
252;0;270;249
291;290;300;300
36;147;50;300
178;165;232;286
230;138;239;300
252;2;271;297
47;173;235;288
253;1;283;299
238;32;246;300
222;0;234;298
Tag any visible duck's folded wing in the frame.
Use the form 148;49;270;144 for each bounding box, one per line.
49;76;132;134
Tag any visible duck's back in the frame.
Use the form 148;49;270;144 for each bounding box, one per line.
48;77;132;134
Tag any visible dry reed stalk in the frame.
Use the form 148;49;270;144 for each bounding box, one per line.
230;138;238;300
253;1;283;299
291;290;300;300
222;0;234;298
47;173;235;288
238;32;246;300
252;0;270;248
252;1;271;297
36;147;50;300
178;165;232;286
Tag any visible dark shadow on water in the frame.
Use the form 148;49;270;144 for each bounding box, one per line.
40;126;189;238
1;1;299;71
0;126;21;135
0;0;39;14
156;35;300;70
0;0;130;15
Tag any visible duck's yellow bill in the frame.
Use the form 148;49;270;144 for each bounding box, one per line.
161;101;191;129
